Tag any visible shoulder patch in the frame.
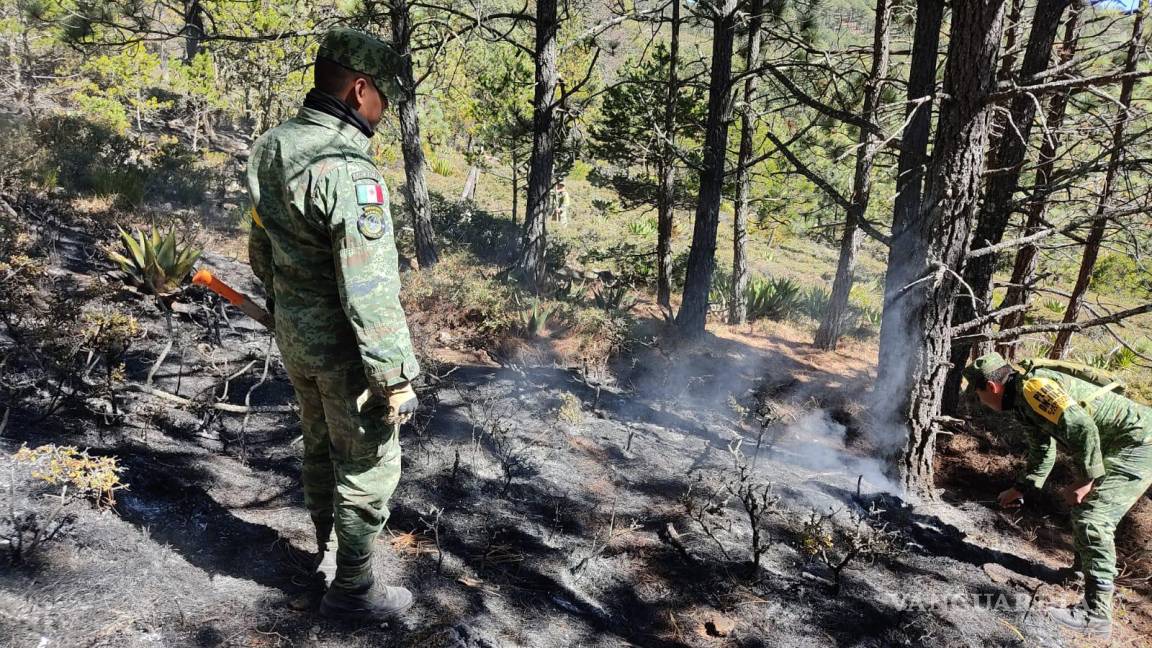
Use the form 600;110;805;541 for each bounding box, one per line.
357;205;389;240
1023;377;1073;424
351;168;379;182
356;183;386;205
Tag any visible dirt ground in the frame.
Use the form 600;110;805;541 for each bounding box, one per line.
2;196;1151;648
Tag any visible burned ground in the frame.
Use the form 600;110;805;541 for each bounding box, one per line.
1;196;1149;648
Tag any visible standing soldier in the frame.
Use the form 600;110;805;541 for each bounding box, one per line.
965;352;1152;640
246;28;420;622
552;181;570;226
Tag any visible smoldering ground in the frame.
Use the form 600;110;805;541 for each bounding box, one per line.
0;248;1077;647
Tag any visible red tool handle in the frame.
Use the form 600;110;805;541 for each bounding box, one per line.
193;269;244;306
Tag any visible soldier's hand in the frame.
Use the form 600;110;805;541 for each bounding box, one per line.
386;381;418;425
997;487;1024;509
1062;479;1094;507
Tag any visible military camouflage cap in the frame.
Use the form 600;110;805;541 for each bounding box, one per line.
963;352;1011;389
317;28;406;102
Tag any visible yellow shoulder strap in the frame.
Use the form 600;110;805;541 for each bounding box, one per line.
250;206;264;229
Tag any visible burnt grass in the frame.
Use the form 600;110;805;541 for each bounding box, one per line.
0;200;1128;648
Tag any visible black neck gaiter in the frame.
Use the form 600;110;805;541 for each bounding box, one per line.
1002;373;1019;410
303;88;374;139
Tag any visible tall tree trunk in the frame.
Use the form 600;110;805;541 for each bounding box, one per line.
517;0;559;291
511;153;520;227
940;0;1069;411
183;0;205;63
391;0;439;269
813;0;893;348
1049;1;1145;359
875;0;1006;495
998;2;1085;356
461;166;480;201
675;1;738;337
876;0;944;380
729;0;765;325
998;0;1026;81
656;0;681;315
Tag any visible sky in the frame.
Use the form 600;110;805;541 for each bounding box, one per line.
1095;0;1142;10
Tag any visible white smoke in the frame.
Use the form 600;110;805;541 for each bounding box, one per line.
766;409;900;495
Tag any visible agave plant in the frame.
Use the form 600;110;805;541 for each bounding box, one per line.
520;300;556;338
745;277;801;321
799;285;831;320
594;283;637;313
107;226;201;296
626;219;657;238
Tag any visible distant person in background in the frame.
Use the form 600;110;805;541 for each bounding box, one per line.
245;28;420;623
966;352;1152;640
552;181;570;226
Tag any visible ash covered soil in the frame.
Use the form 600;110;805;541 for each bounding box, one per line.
2;215;1151;648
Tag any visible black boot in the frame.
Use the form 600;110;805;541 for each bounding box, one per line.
320;582;414;622
1046;603;1112;640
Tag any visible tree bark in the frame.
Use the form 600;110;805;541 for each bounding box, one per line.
940;0;1069;411
390;0;439;269
729;0;764;325
813;0;893;348
997;1;1086;357
875;0;1006;495
657;0;681;315
998;0;1026;82
511;153;520;227
1049;1;1146;359
876;0;944;376
461;166;480;201
675;0;738;337
516;0;560;291
183;0;205;64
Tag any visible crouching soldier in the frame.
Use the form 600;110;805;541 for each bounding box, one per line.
965;352;1152;640
246;28;421;622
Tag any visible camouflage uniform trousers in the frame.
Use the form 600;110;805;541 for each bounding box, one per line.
286;361;402;593
1071;436;1152;619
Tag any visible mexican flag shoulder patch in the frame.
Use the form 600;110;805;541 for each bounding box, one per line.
356;183;385;205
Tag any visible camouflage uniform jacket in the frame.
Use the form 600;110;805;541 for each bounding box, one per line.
1010;367;1152;489
246;106;419;392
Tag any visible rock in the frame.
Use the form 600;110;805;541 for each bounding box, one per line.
982;563;1044;591
170;300;198;316
85;397;114;417
703;615;736;637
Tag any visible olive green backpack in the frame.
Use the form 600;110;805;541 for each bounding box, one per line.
1019;358;1127;410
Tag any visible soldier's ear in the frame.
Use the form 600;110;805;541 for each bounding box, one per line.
988;381;1005;396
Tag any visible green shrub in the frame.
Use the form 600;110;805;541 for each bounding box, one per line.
1092;253;1145;296
591;198;616;217
429;156;453;176
799;285;831;320
34;115;211;207
746;277;801;321
519;299;555;338
568;160;592;181
627;219;657;238
1084;346;1138;372
845;303;882;340
106;226;201;296
594;283;636;312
